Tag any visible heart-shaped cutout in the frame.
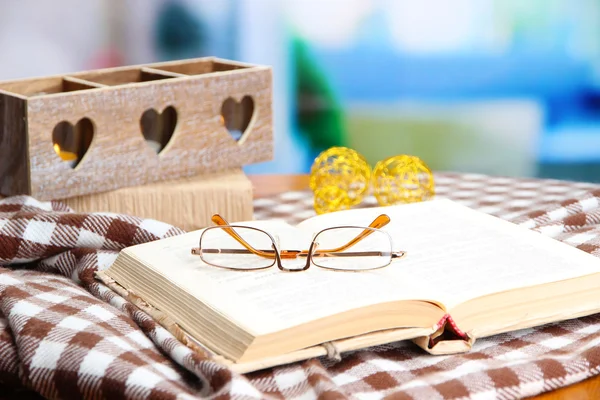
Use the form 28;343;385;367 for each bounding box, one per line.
221;96;254;143
52;118;94;168
140;106;178;154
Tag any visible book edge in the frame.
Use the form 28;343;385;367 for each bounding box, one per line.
96;270;454;373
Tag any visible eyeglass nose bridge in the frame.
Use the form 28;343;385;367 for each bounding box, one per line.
277;238;317;272
272;234;281;250
295;239;319;259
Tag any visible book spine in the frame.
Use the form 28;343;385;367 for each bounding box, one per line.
434;314;468;339
412;314;474;355
427;314;470;349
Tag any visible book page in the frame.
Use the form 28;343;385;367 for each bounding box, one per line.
124;219;440;336
298;199;600;310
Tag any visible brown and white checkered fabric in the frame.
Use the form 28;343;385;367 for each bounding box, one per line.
2;172;600;399
0;197;255;399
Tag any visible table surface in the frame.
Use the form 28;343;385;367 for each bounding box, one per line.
248;174;600;400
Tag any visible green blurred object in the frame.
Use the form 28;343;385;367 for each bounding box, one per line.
346;100;542;178
155;1;206;60
293;36;347;153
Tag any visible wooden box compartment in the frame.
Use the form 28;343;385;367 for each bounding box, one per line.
0;57;272;200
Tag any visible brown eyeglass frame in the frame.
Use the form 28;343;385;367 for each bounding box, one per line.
191;214;406;272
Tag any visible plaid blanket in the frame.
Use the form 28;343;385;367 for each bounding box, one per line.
2;172;600;399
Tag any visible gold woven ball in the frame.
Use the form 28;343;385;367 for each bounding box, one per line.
310;147;371;214
313;185;351;215
372;155;434;205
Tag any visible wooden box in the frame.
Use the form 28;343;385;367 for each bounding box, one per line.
0;57;272;201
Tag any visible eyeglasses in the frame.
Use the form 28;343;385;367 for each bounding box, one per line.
190;214;406;272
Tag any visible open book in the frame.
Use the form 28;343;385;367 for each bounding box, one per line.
98;199;600;373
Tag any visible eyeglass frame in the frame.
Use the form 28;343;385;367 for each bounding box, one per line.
190;214;406;272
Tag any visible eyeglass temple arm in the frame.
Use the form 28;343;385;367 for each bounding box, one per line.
211;214;277;258
201;248;406;258
309;214;391;254
209;214;391;259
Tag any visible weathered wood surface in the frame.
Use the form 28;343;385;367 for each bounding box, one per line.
0;57;273;200
0;91;30;195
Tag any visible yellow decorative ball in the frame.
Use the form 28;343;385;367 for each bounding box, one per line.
310;147;371;214
372;155;434;205
313;185;351;215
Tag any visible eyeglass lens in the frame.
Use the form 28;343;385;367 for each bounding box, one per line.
312;227;393;271
199;226;276;270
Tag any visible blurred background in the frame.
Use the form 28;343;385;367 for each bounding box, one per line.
1;0;600;182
